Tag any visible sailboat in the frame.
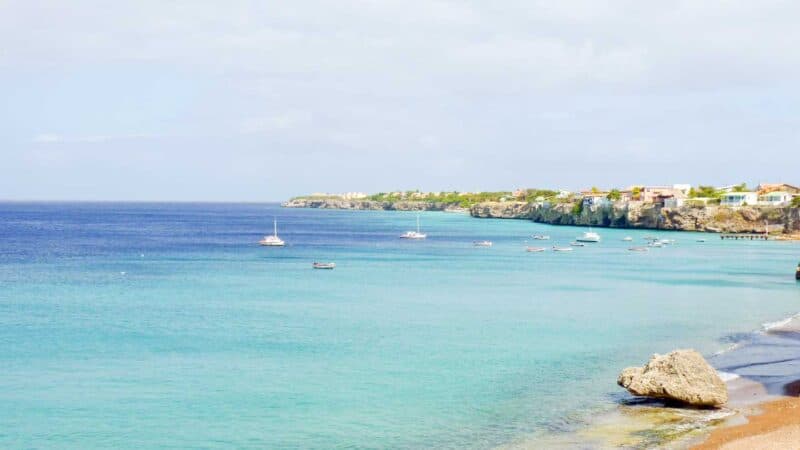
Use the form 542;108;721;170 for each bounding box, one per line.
400;213;427;239
259;218;286;246
576;227;601;242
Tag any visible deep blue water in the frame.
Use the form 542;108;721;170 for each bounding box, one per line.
1;202;799;449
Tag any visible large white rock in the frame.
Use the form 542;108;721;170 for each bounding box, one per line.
617;349;728;407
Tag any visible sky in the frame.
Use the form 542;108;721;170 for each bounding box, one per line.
1;1;800;201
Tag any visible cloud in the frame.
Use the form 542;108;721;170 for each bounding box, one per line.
239;111;312;134
32;133;155;144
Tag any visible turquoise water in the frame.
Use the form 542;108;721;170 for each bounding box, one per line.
1;202;799;448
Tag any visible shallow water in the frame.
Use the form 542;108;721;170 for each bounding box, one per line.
1;202;799;449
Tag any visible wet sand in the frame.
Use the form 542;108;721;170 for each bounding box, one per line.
689;316;800;448
692;397;800;449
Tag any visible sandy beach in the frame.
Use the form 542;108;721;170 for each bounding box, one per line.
692;396;800;449
688;315;800;448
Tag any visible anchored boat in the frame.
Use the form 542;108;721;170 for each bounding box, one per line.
259;218;285;246
312;262;336;270
575;230;601;243
400;214;427;239
473;240;493;247
526;246;546;252
552;246;573;252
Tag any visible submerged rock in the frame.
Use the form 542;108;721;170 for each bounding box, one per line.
617;349;728;407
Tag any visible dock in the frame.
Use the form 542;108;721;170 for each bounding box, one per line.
720;233;769;240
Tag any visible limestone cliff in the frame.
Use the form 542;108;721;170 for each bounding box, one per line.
470;201;800;234
282;198;466;212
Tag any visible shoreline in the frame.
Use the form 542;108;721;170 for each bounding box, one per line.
284;199;800;240
519;311;800;449
686;314;800;448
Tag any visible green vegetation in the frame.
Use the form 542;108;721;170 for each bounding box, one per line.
631;186;642;201
366;191;513;208
607;189;622;201
731;183;749;192
522;189;559;202
571;200;583;215
792;196;800;208
688;185;723;199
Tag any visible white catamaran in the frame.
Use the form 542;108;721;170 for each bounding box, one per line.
259;218;286;246
400;214;427;239
575;229;601;243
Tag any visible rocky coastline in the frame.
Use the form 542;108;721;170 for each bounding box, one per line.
283;198;800;235
469;201;800;234
282;198;467;212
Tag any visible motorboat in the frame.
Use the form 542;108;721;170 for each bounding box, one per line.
312;262;336;269
473;240;493;247
628;246;649;252
526;246;546;252
648;241;664;248
532;235;551;240
259;218;286;246
697;238;707;243
622;236;633;242
400;214;427;239
575;231;601;243
570;242;586;247
552;246;573;252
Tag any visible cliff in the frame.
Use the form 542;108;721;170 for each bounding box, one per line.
470;201;800;234
282;198;466;212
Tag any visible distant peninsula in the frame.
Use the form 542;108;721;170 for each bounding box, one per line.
284;184;800;237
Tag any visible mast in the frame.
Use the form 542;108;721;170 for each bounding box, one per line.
274;218;278;237
416;213;420;233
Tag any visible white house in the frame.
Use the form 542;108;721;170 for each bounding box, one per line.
758;191;792;206
720;192;758;206
663;197;685;208
672;184;692;195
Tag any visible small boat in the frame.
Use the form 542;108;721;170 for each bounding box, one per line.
526;246;546;252
570;242;586;247
622;237;633;242
552;246;573;252
312;262;336;270
659;239;675;245
697;238;707;243
532;235;551;240
648;242;664;248
259;218;286;246
628;246;649;252
796;262;800;280
575;231;601;242
473;240;493;247
400;214;427;239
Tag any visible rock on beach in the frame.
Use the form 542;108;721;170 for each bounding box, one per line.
617;349;728;407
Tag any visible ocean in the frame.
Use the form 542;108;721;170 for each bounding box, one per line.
1;202;798;449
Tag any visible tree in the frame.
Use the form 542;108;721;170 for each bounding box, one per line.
792;196;800;208
632;186;642;201
689;185;722;199
607;189;622;201
591;186;600;193
732;183;748;192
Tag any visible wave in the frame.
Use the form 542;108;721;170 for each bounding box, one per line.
761;313;800;332
717;371;740;382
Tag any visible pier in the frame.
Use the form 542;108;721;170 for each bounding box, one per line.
720;233;769;240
